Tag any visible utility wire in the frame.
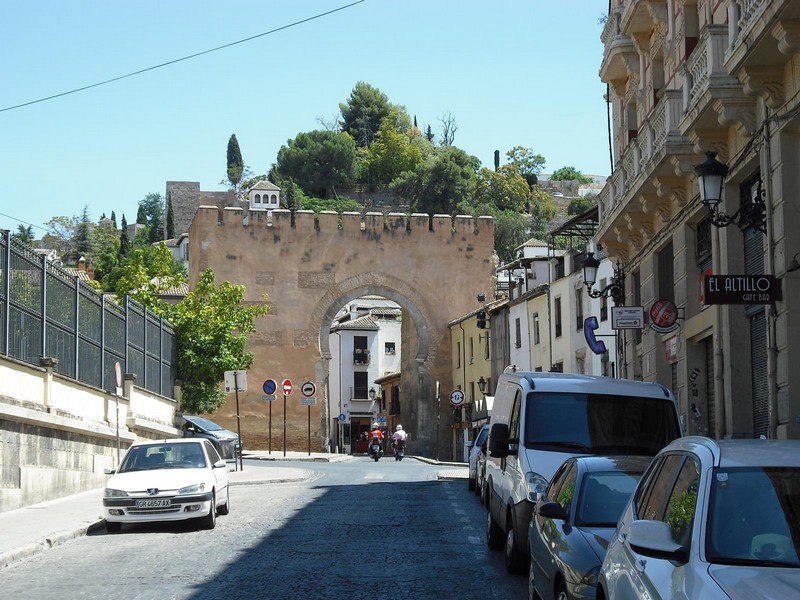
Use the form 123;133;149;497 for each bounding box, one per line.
1;0;366;113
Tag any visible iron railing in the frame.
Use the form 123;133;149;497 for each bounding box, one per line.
1;231;176;398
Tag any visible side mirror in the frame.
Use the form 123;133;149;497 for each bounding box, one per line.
466;440;475;449
536;501;568;521
489;423;511;458
628;520;689;563
103;467;116;475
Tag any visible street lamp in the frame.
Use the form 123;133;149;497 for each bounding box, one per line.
477;376;487;394
694;150;766;233
582;252;625;304
368;387;376;401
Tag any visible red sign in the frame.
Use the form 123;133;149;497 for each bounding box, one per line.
649;300;679;333
282;379;293;395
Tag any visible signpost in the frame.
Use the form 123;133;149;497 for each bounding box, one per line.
704;274;780;305
263;379;277;453
282;379;292;457
114;361;122;464
449;389;465;407
224;369;247;471
301;381;316;456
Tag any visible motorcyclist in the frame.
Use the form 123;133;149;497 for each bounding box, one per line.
367;423;383;456
391;424;407;457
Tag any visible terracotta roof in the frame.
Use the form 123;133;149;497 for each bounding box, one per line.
331;316;379;331
249;180;281;191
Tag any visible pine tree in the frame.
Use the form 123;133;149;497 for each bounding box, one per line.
136;205;147;225
110;210;117;229
72;206;93;263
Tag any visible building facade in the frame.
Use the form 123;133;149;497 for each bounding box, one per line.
597;0;800;439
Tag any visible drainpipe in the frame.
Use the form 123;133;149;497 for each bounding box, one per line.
712;220;726;439
762;107;779;439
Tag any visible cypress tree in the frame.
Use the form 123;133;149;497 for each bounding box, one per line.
118;215;130;259
166;193;176;239
226;134;244;188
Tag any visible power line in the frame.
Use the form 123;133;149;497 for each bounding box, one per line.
1;0;366;113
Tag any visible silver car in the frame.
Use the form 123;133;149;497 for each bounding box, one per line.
528;455;651;600
598;436;800;600
468;423;490;494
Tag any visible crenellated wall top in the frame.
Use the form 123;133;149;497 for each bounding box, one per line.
196;205;494;237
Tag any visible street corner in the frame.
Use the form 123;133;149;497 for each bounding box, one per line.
436;468;469;480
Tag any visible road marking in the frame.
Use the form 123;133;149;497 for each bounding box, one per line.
364;473;385;480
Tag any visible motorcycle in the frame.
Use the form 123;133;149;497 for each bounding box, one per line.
368;438;383;461
393;439;405;461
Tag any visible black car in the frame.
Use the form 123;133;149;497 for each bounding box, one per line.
180;415;240;460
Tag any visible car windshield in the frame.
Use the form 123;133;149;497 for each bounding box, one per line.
185;416;223;431
524;392;680;455
707;467;800;567
576;470;644;527
118;443;207;473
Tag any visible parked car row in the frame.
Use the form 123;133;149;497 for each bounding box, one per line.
468;369;800;600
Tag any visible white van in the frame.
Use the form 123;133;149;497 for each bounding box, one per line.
484;370;682;574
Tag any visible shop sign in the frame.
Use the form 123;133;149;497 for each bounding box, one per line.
703;275;780;305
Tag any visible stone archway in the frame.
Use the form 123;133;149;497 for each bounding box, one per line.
188;206;494;458
312;273;434;455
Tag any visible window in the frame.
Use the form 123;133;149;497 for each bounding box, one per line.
658;241;675;305
456;342;461;368
514;318;522;348
663;456;700;546
546;460;575;504
483;331;490;360
575;287;584;331
353;372;368;399
636;454;683;521
600;282;608;322
633;271;642;344
554;297;562;338
533;313;540;345
469;337;475;364
385;342;396;354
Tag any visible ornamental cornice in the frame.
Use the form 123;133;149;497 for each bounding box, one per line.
653;175;689;208
639;193;674;223
713;96;758;136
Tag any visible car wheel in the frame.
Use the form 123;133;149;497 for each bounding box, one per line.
555;580;569;600
199;491;217;530
486;502;504;550
217;486;230;516
105;520;121;534
480;480;488;506
505;525;527;574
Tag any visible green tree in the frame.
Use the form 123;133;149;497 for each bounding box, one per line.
506;146;546;188
226;134;244;188
339;81;392;147
568;194;596;215
73;206;94;264
118;214;130;259
364;110;423;184
276;130;356;198
551;166;592;184
110;210;117;229
529;186;560;239
90;220;121;284
166;193;176;240
41;215;78;259
166;269;269;413
472;165;530;213
390;146;478;215
138;193;165;243
425;125;434;143
12;224;35;245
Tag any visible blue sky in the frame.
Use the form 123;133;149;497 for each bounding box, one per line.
2;0;609;237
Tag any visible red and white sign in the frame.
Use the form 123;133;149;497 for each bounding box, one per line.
282;379;293;395
301;381;316;397
649;299;679;333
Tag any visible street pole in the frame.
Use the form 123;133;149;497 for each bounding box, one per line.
233;371;243;472
436;380;441;463
283;391;287;457
269;399;273;454
308;405;311;456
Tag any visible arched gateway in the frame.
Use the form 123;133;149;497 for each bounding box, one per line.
189;206;494;458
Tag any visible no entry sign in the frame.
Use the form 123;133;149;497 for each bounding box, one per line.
282;379;293;395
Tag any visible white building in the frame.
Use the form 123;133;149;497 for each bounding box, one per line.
328;296;401;453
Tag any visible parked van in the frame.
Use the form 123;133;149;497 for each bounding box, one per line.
484;370;681;574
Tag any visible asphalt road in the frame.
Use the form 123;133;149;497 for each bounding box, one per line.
1;458;526;600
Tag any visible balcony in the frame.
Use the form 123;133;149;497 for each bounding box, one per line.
353;349;370;365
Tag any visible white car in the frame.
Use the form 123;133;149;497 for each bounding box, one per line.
468;423;490;494
103;438;230;533
598;436;800;600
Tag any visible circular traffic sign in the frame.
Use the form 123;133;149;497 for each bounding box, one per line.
301;381;316;397
282;379;293;395
263;379;277;395
114;361;122;388
449;389;465;407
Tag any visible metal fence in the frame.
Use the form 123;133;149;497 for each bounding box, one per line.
1;231;176;398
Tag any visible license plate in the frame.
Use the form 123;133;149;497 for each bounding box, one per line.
135;498;171;508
